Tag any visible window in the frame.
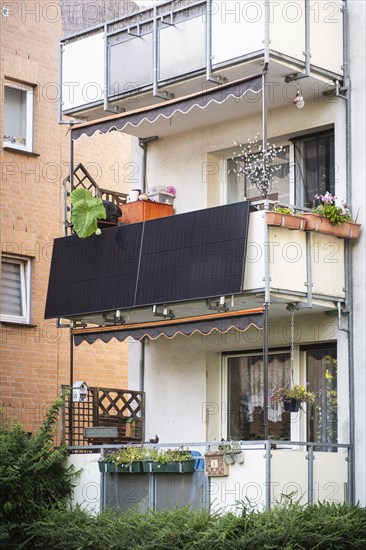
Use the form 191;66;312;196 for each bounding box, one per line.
1;256;31;324
305;345;337;448
226;145;291;204
3;83;34;152
226;351;291;441
293;130;335;207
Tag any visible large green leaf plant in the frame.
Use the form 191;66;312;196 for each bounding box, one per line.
70;188;106;238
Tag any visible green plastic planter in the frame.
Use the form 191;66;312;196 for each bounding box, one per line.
99;461;143;473
142;460;195;473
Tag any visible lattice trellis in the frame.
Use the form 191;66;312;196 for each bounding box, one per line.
61;386;144;446
63;163;128;235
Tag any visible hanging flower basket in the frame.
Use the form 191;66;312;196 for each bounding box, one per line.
303;213;361;239
283;398;301;413
266;211;307;230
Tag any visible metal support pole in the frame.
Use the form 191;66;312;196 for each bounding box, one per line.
265;439;271;510
261;70;268;198
307;444;314;504
69;329;74;446
263;303;269;441
70;125;74;193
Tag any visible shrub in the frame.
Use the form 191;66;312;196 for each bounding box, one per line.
0;394;77;546
18;502;366;550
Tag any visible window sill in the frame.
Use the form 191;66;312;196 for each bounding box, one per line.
3;146;40;157
0;321;38;328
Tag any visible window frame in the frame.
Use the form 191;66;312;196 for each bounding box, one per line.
1;255;31;324
3;82;34;153
222;348;302;443
223;140;295;206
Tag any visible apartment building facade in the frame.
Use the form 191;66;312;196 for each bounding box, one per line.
42;0;366;511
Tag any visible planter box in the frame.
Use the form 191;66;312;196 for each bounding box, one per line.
266;212;307;230
304;214;361;239
142;460;195;474
98;461;143;473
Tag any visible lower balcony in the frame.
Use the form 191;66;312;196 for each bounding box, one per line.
67;440;350;514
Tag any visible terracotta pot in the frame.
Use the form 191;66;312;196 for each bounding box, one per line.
266;212;307;230
303;213;361;239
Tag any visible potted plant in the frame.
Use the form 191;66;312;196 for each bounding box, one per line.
70;188;106;238
98;445;147;473
142;447;194;473
304;192;361;239
266;206;307;230
270;384;317;412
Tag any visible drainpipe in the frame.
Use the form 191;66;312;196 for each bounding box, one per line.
343;0;355;505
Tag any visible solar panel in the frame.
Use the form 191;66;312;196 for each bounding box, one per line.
44;202;251;319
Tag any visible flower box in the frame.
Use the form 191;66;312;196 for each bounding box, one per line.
142;460;195;474
266;212;307;230
98;461;143;473
303;213;361;239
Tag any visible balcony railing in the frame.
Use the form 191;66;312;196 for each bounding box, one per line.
60;0;344;118
67;439;351;513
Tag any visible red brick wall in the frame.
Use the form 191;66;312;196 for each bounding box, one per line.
0;1;131;433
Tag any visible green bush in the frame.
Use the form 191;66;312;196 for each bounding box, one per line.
0;395;77;547
16;502;366;550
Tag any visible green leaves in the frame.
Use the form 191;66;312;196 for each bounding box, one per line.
70;188;106;238
0;393;77;527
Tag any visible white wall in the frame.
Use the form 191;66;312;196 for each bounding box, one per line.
67;453;102;514
349;0;366;507
144;100;346;214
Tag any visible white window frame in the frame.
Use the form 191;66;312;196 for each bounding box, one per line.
3;82;34;153
222;140;295;206
1;255;31;324
222;349;303;443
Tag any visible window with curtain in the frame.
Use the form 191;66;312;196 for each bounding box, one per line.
293;130;335;208
227;352;291;440
305;345;337;449
0;256;31;324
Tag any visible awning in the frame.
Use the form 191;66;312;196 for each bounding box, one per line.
71;74;262;140
73;310;264;346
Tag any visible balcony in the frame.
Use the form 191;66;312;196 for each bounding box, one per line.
67;440;350;514
45;203;348;338
60;0;344;124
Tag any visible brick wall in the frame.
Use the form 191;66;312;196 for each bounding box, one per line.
0;1;131;433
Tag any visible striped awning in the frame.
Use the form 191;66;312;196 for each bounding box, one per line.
71;74;262;140
73;310;264;346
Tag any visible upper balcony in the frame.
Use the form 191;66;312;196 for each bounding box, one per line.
60;0;345;125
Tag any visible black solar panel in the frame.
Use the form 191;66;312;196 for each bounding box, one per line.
44;202;251;319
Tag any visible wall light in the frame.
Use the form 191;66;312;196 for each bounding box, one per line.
293;90;305;109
